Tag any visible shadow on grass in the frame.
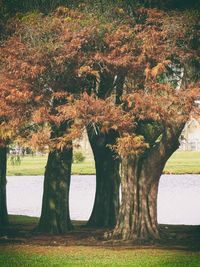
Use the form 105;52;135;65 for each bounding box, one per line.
0;215;200;251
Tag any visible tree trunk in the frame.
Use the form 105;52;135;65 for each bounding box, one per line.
0;146;8;226
87;130;120;228
85;70;123;229
112;131;181;241
36;146;73;234
112;156;162;240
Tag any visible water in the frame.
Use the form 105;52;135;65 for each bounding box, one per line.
158;174;200;225
7;174;200;225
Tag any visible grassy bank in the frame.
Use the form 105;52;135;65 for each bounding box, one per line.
7;151;200;176
1;215;200;267
8;214;39;223
7;156;95;176
164;151;200;174
0;246;200;267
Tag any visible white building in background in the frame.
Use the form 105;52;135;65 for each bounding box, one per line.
179;117;200;151
76;119;200;154
73;129;93;158
74;111;200;153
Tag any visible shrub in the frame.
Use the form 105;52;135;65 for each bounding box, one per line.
73;151;85;163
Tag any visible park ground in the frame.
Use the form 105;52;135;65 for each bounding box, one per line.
7;151;200;176
0;215;200;267
2;151;200;266
1;244;200;267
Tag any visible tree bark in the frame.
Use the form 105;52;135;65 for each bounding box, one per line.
112;156;162;240
36;146;73;234
112;129;182;241
0;146;8;226
86;130;120;228
85;70;121;228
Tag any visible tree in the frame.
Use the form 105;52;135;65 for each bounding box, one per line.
0;10;74;234
86;72;124;228
82;1;200;238
36;123;73;233
102;9;199;241
0;7;114;233
1;4;199;240
86;129;120;228
0;56;35;228
0;146;8;226
58;7;199;241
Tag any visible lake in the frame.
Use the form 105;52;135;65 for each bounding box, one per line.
7;174;200;225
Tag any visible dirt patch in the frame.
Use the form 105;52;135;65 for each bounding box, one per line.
0;221;200;251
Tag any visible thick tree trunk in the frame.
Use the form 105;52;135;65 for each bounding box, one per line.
87;130;120;228
0;146;8;226
36;146;73;234
85;71;123;229
112;131;181;241
112;156;162;240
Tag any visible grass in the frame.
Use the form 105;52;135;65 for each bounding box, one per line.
7;155;47;176
0;246;200;267
71;159;95;175
164;151;200;174
7;215;85;226
7;155;95;176
1;215;200;267
7;151;200;176
8;214;39;224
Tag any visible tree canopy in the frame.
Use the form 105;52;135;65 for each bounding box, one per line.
0;1;199;239
1;5;198;148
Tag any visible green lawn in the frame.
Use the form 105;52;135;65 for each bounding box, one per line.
7;155;48;176
164;151;200;174
7;155;95;176
8;214;39;223
7;151;200;176
0;246;200;267
1;215;199;267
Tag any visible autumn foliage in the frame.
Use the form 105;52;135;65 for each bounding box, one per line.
0;2;199;241
0;6;199;155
